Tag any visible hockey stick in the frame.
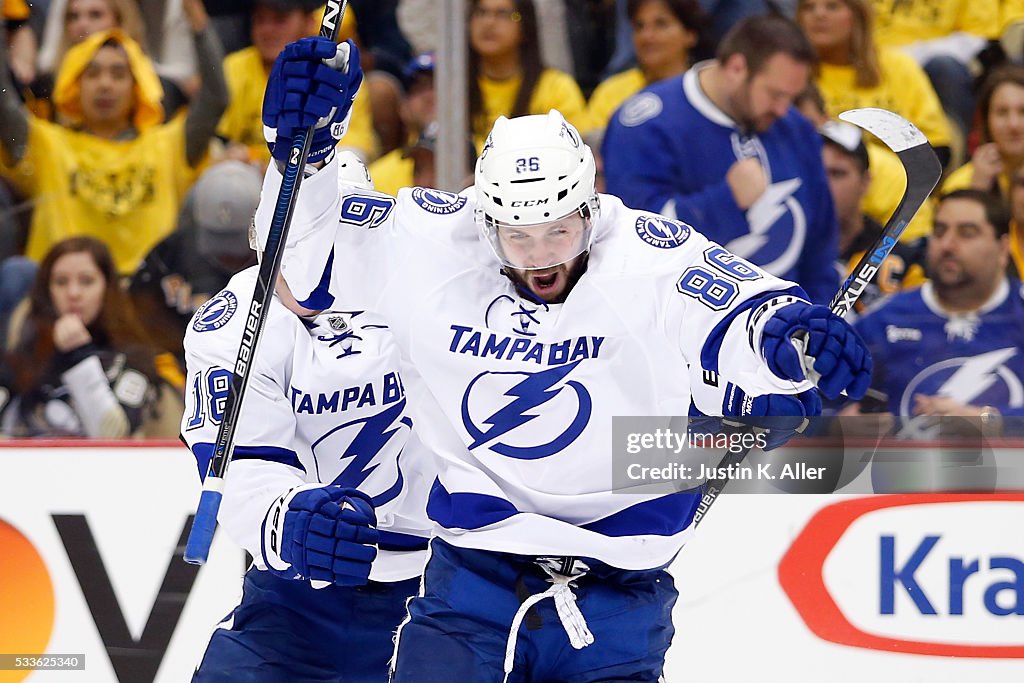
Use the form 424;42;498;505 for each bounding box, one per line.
184;0;349;565
691;108;941;527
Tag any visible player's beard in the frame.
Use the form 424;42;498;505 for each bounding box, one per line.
504;253;590;304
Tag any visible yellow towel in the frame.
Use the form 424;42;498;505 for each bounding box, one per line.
54;28;165;132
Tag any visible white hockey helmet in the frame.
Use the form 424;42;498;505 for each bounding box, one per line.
336;149;374;191
475;110;600;270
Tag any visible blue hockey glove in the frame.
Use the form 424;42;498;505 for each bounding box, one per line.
722;382;821;450
761;303;872;400
262;37;363;164
262;484;378;586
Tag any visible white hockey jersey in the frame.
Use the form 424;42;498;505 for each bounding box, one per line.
181;266;434;582
255;160;813;570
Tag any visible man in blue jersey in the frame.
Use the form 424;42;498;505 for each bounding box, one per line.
849;189;1024;428
601;14;839;304
253;37;872;683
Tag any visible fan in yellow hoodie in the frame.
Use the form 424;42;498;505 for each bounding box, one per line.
0;5;228;276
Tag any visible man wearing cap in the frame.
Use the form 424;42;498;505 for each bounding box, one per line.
820;120;927;316
129;161;260;360
215;0;378;167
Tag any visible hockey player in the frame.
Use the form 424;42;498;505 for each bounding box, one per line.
255;38;872;682
601;14;839;304
850;189;1024;423
181;151;434;682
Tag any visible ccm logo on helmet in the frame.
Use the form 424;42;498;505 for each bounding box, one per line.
510;199;549;207
779;494;1024;658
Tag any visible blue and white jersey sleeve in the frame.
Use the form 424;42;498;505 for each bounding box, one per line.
253;157;397;311
666;241;813;413
181;271;306;563
593;198;815;415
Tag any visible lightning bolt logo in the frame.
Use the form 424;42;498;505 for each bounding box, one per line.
723;178;806;277
728;177;801;247
312;399;408;506
461;360;592;460
899;348;1024;415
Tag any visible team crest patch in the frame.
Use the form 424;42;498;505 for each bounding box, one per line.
411;187;467;215
635;215;690;249
192;291;238;332
619;92;662;127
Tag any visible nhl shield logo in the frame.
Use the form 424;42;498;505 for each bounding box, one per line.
327;314;349;332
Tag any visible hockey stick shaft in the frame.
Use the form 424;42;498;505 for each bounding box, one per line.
184;0;349;565
691;109;941;527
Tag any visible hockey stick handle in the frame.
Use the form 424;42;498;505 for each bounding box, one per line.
693;137;941;528
184;0;349;565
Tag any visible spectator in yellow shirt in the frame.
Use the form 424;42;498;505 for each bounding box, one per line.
0;0;227;276
468;0;590;150
944;65;1024;199
795;81;933;241
872;0;1000;141
215;0;377;167
587;0;704;140
797;0;952;168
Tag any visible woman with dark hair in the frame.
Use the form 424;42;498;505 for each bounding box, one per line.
588;0;704;137
2;236;180;438
468;0;590;148
943;65;1024;197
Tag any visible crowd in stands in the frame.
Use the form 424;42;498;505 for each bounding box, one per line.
3;0;1024;439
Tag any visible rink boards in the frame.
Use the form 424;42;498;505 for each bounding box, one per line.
0;443;1021;682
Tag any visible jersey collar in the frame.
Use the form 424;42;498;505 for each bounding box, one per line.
920;277;1009;318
